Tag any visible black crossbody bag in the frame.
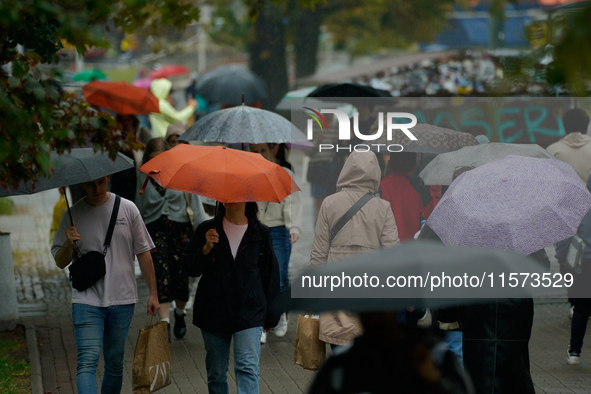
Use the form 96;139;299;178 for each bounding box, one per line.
330;192;375;244
69;195;121;291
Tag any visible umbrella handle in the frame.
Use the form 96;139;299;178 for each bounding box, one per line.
63;189;80;256
63;189;74;228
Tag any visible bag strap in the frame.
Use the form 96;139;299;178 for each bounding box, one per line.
103;195;121;255
330;192;375;244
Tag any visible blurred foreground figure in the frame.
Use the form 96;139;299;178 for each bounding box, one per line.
308;312;474;394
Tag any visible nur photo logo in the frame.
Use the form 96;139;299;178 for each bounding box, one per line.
303;107;419;152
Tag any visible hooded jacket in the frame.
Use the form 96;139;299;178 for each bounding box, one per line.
149;79;194;138
547;132;591;184
310;151;400;345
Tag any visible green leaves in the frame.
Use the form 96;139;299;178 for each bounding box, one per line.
0;0;203;192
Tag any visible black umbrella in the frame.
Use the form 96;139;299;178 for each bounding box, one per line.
274;241;548;314
306;83;396;102
1;148;135;226
194;65;268;107
1;149;135;197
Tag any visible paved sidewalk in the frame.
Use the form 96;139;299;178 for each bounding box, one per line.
2;151;591;393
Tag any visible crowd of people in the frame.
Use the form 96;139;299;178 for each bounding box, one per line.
47;73;591;394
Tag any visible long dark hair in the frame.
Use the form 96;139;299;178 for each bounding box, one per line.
142;137;171;166
217;202;259;220
388;151;417;174
275;143;293;172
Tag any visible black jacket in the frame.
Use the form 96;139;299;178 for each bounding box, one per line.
182;215;281;333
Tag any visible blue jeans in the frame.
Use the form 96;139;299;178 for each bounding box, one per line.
446;330;463;369
268;226;291;294
72;303;135;394
201;327;263;394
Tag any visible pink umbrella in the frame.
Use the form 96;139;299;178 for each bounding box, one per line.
149;65;189;79
133;78;154;89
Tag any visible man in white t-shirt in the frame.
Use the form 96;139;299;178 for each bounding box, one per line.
52;176;159;394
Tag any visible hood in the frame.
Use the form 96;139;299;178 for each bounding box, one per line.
150;78;172;100
166;122;185;141
336;151;381;193
562;132;591;148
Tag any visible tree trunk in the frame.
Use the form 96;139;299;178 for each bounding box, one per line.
249;2;288;110
294;8;322;79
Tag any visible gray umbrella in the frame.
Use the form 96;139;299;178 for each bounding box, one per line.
418;143;554;185
178;104;313;148
0;148;135;197
275;241;548;314
194;65;268;107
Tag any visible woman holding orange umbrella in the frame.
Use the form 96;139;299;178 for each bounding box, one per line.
182;201;280;394
139;146;294;392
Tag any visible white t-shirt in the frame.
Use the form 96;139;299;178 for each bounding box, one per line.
223;217;248;259
51;193;155;307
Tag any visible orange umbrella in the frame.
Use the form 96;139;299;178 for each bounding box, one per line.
139;145;299;203
82;81;160;115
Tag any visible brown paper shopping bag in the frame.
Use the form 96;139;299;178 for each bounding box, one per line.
294;314;325;371
132;321;172;393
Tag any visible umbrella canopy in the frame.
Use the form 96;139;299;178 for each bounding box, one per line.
72;68;106;82
132;78;154;89
276;241;547;313
82;81;160;115
373;123;479;154
138;145;299;203
276;87;352;111
194;65;268;107
178;104;313;148
427;155;591;256
307;83;395;100
149;64;189;79
0;149;135;197
419;143;554;185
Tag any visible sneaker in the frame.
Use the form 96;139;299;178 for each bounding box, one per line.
274;313;288;337
173;310;187;339
567;349;581;365
260;331;267;344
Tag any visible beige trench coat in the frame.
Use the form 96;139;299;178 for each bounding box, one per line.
309;151;400;345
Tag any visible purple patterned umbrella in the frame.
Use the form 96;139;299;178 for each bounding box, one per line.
427;155;591;256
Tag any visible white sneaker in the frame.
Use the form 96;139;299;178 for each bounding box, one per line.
274;313;288;337
567;348;581;365
260;331;267;344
